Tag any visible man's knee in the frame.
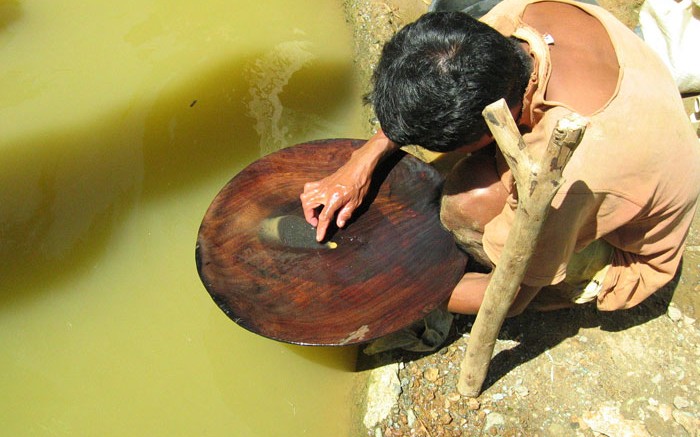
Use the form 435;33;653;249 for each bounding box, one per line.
440;153;508;233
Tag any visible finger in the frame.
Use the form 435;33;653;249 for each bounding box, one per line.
315;205;335;242
336;202;356;228
300;196;321;226
315;194;344;241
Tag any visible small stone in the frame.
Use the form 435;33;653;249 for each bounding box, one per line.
492;393;506;402
673;410;700;435
683;315;696;325
673;396;690;409
447;392;461;402
514;385;530;397
577;416;590;431
570;415;582;429
406;409;416;427
658;403;673;421
467;398;481;410
440;413;453;425
424;367;439;382
483;412;505;433
667;306;683;322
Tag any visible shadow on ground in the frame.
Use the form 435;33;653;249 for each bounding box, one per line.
357;272;676;384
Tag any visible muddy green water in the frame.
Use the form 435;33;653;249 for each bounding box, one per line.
0;1;365;435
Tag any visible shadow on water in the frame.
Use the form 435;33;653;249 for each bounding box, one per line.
284;343;359;372
0;0;21;33
0;54;357;306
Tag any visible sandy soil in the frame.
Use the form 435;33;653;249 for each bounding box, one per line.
343;1;700;436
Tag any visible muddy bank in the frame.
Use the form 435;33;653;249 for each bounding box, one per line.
343;1;700;436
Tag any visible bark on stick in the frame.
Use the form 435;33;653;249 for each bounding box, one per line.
457;99;588;397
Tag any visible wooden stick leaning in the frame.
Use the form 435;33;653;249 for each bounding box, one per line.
457;99;588;397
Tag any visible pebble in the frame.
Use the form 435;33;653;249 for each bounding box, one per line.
667;306;683;322
424;367;439;382
658;403;674;421
673;410;700;435
514;385;530;397
439;413;453;425
673;396;690;409
406;409;416;427
467;398;481;410
483;412;505;432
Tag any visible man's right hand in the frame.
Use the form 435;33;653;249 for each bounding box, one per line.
300;131;398;242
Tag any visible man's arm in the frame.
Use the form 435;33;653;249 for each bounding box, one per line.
447;271;542;316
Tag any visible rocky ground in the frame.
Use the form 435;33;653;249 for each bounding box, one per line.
343;1;700;436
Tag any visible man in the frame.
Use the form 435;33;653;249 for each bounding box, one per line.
300;0;700;317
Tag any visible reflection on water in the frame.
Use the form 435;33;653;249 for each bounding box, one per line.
0;1;365;436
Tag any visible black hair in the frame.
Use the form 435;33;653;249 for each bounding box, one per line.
366;12;532;152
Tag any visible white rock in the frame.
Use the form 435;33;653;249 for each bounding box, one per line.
483;412;505;432
406;409;416;428
658;403;674;421
363;364;401;429
514;386;530;397
582;402;651;437
673;396;691;409
673;410;700;435
667;306;683;322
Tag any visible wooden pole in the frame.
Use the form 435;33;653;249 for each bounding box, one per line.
457;99;588;397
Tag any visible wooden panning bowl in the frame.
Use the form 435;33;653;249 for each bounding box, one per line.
196;139;467;346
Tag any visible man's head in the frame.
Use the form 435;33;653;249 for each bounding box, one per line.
367;12;531;152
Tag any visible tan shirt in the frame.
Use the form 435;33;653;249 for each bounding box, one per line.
480;0;700;310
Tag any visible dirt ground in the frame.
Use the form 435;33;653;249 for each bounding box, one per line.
343;1;700;436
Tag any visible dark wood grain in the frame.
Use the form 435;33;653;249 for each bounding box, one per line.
196;139;467;346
